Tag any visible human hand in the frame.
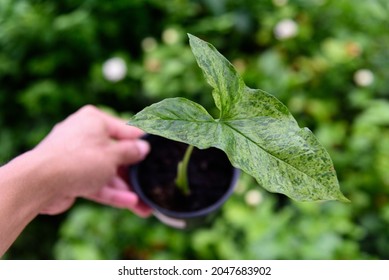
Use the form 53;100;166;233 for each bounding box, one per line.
33;105;152;217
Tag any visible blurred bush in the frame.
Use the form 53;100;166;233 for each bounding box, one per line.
1;0;389;259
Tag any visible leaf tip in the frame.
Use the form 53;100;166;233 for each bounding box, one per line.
188;33;202;48
187;33;196;43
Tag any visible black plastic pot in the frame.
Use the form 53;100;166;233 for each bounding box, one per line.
129;134;240;229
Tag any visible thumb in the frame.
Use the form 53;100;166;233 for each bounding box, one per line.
114;139;150;165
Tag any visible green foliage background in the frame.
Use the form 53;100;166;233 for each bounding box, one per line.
1;0;389;259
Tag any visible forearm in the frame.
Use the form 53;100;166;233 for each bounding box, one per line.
0;150;58;256
0;106;151;257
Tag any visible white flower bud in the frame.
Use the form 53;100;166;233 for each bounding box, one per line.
102;57;127;82
354;69;374;87
141;37;157;52
245;189;263;206
162;28;179;45
274;19;298;40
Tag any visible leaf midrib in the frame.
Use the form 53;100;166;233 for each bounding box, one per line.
155;115;323;187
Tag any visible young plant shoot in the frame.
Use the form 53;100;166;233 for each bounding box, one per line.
128;34;349;202
174;144;194;195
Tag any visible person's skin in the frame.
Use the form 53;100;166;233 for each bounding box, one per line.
0;105;152;256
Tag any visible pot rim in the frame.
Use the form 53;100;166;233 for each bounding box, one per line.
129;134;240;219
130;164;240;219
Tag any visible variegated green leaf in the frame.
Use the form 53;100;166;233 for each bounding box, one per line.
128;34;348;202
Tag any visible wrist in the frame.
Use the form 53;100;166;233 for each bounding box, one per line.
0;149;61;217
0;150;59;255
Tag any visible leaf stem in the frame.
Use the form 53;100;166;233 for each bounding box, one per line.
175;144;194;196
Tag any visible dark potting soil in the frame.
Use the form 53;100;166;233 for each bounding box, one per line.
137;135;235;213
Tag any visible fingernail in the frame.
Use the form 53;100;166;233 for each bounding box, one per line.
135;140;150;159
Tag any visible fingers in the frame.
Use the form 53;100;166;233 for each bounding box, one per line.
76;105;150;165
86;186;152;217
85;176;152;218
102;111;145;140
131;202;153;218
113;139;150;165
87;185;138;208
77;104;146;140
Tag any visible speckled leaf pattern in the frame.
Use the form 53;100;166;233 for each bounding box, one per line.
128;34;348;202
128;97;218;149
